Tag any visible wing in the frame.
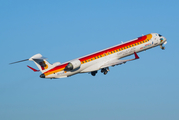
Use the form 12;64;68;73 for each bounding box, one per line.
100;52;139;68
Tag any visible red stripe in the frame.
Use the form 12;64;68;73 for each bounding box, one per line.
44;35;147;74
44;63;68;74
79;35;147;61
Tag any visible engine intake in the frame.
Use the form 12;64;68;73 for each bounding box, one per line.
64;59;81;71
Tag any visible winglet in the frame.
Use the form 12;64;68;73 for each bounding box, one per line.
134;52;139;59
27;65;40;72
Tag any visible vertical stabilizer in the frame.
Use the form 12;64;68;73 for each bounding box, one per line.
29;54;52;73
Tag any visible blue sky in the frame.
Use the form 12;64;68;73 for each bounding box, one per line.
1;0;179;120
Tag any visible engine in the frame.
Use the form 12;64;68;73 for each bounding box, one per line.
64;59;81;71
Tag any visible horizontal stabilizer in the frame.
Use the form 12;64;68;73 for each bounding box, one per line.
27;65;40;72
9;59;29;64
29;54;47;61
9;54;47;65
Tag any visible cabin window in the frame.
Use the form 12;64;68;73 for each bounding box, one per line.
111;51;113;54
113;51;115;53
91;59;93;61
97;56;99;58
137;43;139;45
85;60;87;62
100;55;102;57
94;57;96;59
88;60;90;62
104;53;106;56
82;61;84;63
135;43;136;45
116;50;118;52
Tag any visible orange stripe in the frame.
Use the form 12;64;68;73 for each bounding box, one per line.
44;34;152;76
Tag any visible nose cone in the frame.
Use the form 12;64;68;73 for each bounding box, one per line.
40;74;45;78
163;36;167;44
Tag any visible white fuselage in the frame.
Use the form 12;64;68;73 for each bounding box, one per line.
44;33;166;79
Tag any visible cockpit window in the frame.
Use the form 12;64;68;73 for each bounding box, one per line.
158;34;162;37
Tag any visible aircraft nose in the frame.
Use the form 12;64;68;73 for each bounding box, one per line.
162;36;167;45
40;74;45;78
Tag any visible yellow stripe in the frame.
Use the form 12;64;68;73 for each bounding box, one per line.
44;68;64;76
45;34;153;76
146;34;152;40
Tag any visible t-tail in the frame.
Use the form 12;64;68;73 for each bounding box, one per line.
28;54;52;73
10;53;57;73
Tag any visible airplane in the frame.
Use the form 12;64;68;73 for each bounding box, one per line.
10;33;167;79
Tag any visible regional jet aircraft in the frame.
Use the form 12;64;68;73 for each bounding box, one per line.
10;33;167;79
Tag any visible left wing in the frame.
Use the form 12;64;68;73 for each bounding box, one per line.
100;52;139;68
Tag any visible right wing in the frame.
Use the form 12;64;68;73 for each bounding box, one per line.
100;52;139;69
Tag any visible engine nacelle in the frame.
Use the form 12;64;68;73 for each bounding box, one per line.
64;59;81;71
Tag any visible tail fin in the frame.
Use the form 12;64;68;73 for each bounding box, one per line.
29;54;52;73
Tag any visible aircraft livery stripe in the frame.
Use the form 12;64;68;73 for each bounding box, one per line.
44;63;68;76
44;34;152;76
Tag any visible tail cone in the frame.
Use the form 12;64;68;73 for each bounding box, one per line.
40;74;45;78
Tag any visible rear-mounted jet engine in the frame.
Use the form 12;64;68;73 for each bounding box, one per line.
64;59;81;71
